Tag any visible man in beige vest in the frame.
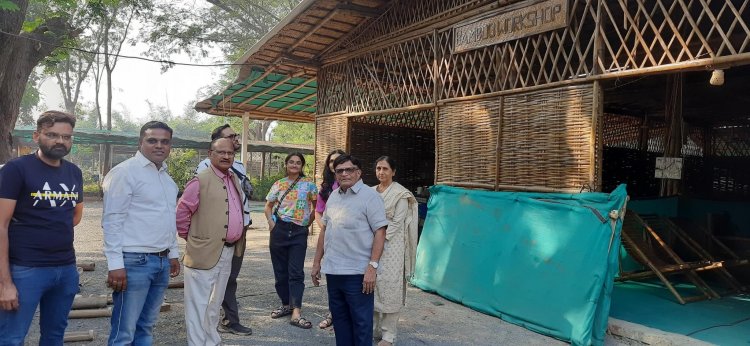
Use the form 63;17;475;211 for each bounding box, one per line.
176;138;246;346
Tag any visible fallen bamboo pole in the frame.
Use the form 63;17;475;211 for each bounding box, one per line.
71;296;108;310
76;262;95;271
63;330;95;342
68;307;112;319
168;281;184;289
160;303;171;312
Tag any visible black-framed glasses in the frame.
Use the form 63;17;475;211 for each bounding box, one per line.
335;167;359;175
224;134;241;140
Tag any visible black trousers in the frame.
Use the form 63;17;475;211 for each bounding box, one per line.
269;220;308;309
220;252;244;326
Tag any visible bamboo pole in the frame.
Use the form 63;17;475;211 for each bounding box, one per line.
591;81;602;190
168;281;184;289
68;307;112;319
494;97;504;191
71;296;108;310
318;103;436;119
76;261;95;271
63;330;95;342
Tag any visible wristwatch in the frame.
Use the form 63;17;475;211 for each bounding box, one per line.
368;261;379;269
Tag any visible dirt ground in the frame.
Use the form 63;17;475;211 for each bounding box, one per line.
22;200;628;345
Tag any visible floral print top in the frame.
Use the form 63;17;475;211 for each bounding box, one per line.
266;176;318;226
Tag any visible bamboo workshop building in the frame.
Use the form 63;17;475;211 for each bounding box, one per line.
197;0;750;201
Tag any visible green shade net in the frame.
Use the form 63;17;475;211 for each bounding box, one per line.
209;70;317;113
412;184;629;346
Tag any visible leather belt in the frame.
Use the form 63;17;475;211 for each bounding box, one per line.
224;241;237;247
147;249;170;257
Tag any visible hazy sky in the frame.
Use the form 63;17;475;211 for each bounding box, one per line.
39;37;228;124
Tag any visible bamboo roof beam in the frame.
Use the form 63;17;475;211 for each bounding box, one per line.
256;80;316;109
236;75;295;107
217;66;279;109
279;92;317;112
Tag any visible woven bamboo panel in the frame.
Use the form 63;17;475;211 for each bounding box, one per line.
351;110;435;130
500;85;596;191
438;0;597;99
436;98;501;188
319;33;435;114
349;113;435;192
603;114;643;150
712;124;750;157
328;0;488;56
315;116;349;181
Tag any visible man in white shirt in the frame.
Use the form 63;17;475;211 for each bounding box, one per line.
194;124;253;335
102;121;181;345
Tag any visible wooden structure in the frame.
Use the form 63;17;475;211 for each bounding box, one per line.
619;211;748;304
197;0;750;198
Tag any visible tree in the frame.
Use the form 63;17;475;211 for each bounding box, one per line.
89;0;150;175
269;121;314;145
145;0;299;142
17;68;43;126
0;0;80;163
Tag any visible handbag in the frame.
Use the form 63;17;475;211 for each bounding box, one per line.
272;176;302;223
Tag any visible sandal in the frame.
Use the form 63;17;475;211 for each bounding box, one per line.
271;306;292;319
319;314;333;329
290;317;312;329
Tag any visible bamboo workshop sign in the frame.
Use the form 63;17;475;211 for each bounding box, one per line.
453;0;568;53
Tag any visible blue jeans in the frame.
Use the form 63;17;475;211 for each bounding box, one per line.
326;274;374;346
108;253;170;346
0;264;79;346
269;220;308;309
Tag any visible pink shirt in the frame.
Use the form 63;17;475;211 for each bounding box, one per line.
177;165;244;243
315;181;339;213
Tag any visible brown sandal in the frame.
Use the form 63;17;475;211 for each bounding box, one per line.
290;317;312;329
271;306;292;319
318;314;333;329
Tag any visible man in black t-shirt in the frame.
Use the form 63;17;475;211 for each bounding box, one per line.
0;111;84;345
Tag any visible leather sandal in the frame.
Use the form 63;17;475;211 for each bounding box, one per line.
290;317;312;329
271;306;292;319
319;314;333;329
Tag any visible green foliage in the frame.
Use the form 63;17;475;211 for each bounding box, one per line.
0;0;20;11
21;17;43;31
83;183;101;194
250;172;284;201
166;148;199;191
270;121;314;145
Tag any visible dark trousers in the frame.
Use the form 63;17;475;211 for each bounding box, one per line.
326;274;374;346
269;220;308;309
220;253;244;326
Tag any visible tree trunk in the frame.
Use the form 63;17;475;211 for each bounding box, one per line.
0;7;76;163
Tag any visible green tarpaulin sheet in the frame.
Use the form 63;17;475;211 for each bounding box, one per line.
412;184;628;346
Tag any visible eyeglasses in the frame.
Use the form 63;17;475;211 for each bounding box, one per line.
335;167;359;175
211;150;235;157
44;132;73;142
224;134;241;140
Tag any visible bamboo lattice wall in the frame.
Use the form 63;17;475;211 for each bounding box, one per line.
315;116;349;180
315;0;750;193
319;0;750;113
